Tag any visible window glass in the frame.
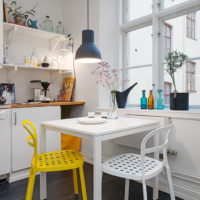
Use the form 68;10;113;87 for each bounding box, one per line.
164;0;189;9
127;26;152;67
186;12;196;39
125;0;152;22
164;82;172;105
186;61;196;92
164;13;200;107
164;23;172;58
127;67;152;105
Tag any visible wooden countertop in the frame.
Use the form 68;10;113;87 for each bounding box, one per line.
11;101;85;108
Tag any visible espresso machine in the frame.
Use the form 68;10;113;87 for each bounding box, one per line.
30;80;42;102
41;82;51;102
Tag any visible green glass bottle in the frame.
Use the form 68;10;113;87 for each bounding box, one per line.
141;90;147;109
157;90;165;110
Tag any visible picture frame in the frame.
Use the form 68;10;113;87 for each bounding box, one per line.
0;83;15;104
59;77;75;102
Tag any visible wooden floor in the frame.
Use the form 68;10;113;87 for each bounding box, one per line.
0;163;183;200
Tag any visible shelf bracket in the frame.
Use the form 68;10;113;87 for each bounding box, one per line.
7;26;18;45
49;35;65;52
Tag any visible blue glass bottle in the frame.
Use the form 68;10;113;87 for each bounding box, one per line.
157;90;165;110
141;90;147;109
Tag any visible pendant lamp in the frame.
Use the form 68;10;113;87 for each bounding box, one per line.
75;0;101;63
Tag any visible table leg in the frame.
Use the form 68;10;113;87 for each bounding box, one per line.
40;126;47;200
93;137;102;200
153;130;160;200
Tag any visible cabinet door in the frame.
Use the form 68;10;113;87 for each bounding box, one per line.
12;106;61;172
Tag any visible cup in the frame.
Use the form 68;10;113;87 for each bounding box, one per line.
101;112;108;119
88;112;95;118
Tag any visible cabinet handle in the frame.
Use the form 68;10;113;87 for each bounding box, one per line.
14;112;17;125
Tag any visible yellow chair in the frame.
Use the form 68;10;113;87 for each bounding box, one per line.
22;120;87;200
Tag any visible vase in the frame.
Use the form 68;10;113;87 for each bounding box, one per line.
109;90;118;119
170;92;189;110
14;16;26;25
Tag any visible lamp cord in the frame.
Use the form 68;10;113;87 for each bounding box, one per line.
87;0;89;29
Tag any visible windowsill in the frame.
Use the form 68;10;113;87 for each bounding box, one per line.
97;107;200;120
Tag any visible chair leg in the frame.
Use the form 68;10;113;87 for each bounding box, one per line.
166;165;175;200
124;179;129;200
73;169;79;198
79;166;87;200
142;180;147;200
25;167;36;200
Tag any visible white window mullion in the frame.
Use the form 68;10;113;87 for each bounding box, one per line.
157;0;200;21
152;0;164;92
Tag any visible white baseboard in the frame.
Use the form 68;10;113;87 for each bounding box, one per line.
81;151;200;200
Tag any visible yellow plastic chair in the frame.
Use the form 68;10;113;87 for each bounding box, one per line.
22;120;87;200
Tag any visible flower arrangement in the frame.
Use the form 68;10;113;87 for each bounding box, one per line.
91;62;129;91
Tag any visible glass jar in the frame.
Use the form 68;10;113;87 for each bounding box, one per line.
56;21;64;35
43;16;53;32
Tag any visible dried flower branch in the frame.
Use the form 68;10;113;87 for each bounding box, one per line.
91;62;129;91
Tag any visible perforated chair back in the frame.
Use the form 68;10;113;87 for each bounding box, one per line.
140;124;174;177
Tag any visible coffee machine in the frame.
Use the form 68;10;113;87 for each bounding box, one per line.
30;80;42;102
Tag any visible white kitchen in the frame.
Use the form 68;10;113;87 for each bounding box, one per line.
0;0;200;200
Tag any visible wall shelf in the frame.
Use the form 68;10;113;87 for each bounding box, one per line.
3;22;68;50
0;63;72;74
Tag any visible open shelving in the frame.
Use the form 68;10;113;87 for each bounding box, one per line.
3;22;68;51
0;63;72;74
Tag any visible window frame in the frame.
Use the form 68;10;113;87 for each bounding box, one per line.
186;61;196;92
121;0;200;107
164;23;172;58
164;81;172;105
186;12;196;40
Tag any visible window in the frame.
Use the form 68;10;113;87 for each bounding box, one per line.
125;0;152;22
164;23;172;58
186;12;195;39
122;0;200;108
186;61;196;92
164;82;172;105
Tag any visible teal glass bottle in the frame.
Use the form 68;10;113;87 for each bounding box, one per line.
141;90;147;109
157;90;165;110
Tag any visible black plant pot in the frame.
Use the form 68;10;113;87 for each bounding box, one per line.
170;93;189;110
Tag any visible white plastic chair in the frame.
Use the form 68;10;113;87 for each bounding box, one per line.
102;124;175;200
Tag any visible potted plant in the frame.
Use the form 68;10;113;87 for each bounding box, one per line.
165;50;189;110
7;1;37;26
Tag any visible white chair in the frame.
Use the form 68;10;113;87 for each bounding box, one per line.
102;124;175;200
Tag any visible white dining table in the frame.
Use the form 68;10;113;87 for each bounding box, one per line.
39;116;159;200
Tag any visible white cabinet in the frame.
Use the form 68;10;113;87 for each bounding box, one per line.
11;106;61;172
0;109;11;176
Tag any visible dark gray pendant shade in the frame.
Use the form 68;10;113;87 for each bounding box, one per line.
75;30;101;63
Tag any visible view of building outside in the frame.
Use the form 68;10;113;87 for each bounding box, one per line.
126;0;200;107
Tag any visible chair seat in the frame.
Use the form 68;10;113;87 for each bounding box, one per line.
37;150;84;172
102;153;163;180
